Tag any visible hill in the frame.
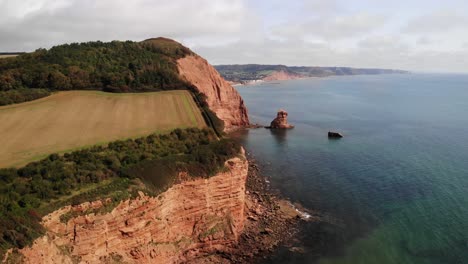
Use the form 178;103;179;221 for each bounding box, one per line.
0;38;249;131
214;64;409;84
0;38;192;93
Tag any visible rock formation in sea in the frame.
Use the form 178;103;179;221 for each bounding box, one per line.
328;131;344;138
17;153;249;264
177;55;250;132
269;109;294;129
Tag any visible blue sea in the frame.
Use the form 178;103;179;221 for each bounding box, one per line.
233;74;468;264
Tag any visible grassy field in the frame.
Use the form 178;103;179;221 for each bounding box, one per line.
0;55;18;59
0;90;206;168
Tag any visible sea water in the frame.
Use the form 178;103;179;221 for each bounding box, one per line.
233;74;468;264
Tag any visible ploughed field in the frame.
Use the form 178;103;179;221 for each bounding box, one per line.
0;90;206;168
0;55;18;59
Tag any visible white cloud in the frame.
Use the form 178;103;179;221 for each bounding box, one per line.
416;36;432;45
0;0;467;72
193;35;468;73
404;10;468;33
271;13;387;41
302;0;340;15
0;0;251;51
358;36;409;52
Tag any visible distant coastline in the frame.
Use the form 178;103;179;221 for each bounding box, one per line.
216;64;409;86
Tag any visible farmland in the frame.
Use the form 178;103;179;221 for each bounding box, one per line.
0;90;206;168
0;52;21;59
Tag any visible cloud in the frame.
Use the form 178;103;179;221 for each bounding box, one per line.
358;36;409;52
271;13;387;41
0;0;467;72
0;0;251;51
194;38;333;66
194;35;468;73
416;36;432;45
302;0;340;15
404;10;468;33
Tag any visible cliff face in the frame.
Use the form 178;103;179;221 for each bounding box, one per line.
263;70;303;82
18;154;248;264
177;55;249;131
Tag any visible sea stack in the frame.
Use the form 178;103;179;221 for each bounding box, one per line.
269;109;294;129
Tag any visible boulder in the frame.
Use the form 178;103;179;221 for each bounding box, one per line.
328;131;343;138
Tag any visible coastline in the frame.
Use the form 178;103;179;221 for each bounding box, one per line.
229;72;410;87
230;77;312;87
204;151;318;263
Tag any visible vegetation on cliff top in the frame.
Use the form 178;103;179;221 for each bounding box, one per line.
0;38;193;93
0;128;241;255
0;88;50;106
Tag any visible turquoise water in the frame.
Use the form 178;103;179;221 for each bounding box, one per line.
233;74;468;264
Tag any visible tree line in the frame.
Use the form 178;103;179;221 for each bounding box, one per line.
0;88;50;106
0;39;193;93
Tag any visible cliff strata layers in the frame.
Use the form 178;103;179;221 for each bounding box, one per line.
177;55;249;131
16;154;248;264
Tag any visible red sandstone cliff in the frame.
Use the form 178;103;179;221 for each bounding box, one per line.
269;109;294;129
177;56;249;131
263;70;303;82
16;154;248;264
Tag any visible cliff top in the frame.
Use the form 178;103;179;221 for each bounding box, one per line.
140;37;194;59
0;37;194;93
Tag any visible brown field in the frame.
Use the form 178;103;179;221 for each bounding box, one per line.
0;55;18;59
0;90;206;168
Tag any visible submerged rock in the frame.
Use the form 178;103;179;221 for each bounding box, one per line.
268;109;294;129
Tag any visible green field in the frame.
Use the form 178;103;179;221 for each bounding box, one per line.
0;90;206;168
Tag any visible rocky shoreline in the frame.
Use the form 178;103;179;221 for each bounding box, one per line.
2;147;317;264
194;154;317;263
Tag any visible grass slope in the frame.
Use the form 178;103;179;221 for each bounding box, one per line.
0;90;206;168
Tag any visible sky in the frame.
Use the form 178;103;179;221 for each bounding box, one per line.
1;0;467;72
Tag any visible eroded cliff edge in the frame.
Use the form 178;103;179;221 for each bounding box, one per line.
177;55;250;131
15;153;248;264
